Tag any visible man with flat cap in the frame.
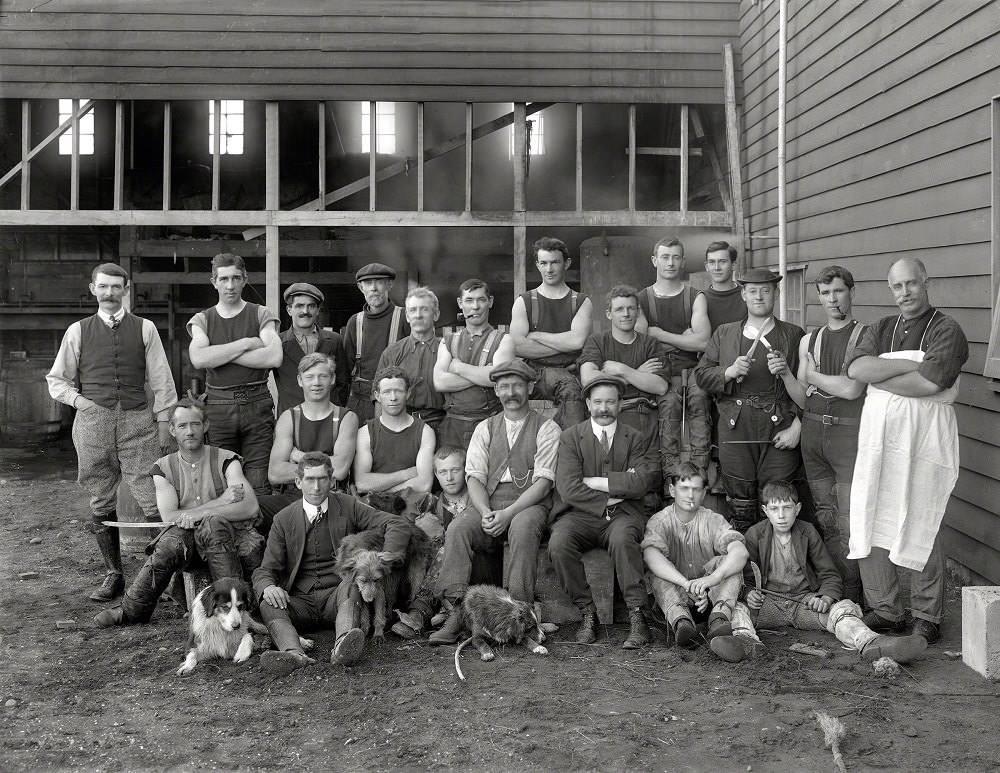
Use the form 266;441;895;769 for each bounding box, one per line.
549;374;660;649
431;358;561;644
694;268;805;533
273;282;349;416
343;263;409;423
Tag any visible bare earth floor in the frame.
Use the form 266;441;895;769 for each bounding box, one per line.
1;444;999;773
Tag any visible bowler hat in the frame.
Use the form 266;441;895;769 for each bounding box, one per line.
736;268;782;285
489;358;538;383
355;262;397;282
282;282;324;305
584;374;627;397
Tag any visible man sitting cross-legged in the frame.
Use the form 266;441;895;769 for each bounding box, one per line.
430;359;560;645
94;398;262;627
258;353;358;535
253;452;411;673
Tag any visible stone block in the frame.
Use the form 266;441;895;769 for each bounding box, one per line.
962;586;1000;681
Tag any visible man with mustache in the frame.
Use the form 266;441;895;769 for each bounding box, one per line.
430;359;560;644
188;253;283;496
694;268;805;533
47;262;178;601
272;282;349;416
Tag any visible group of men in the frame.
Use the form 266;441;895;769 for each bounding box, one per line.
47;234;967;669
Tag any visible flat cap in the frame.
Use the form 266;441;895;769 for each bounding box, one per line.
736;268;783;285
583;374;627;397
282;282;324;304
355;262;397;282
489;358;538;383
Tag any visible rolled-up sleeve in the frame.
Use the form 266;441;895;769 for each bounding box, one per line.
46;322;83;407
464;420;491;487
919;316;969;389
640;510;673;556
531;419;561;483
142;319;179;420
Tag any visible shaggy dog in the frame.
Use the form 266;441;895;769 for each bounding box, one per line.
452;585;549;681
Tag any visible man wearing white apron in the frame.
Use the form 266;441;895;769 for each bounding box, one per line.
846;258;968;644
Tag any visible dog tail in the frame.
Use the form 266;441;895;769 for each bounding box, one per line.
454;637;473;682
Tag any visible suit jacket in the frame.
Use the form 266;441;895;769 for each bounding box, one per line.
274;327;350;415
251;492;409;598
742;519;843;601
552;420;659;523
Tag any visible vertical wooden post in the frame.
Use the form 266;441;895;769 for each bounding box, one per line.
723;44;747;273
317;102;326;211
368;101;377;212
628;104;636;212
265;102;281;315
120;253;133;312
162;102;172;210
575;103;583;213
513;103;527;298
679;104;689;216
20;100;30;210
514;226;527;299
211;99;221;211
464;103;473;212
417;102;425;212
114;100;125;211
70;98;80;211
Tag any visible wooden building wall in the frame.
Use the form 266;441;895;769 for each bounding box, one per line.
739;0;1000;582
0;0;741;104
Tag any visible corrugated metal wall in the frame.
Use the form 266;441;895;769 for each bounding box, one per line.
739;0;1000;582
0;0;741;103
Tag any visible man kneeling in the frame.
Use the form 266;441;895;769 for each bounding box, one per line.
253;452;410;673
739;481;926;664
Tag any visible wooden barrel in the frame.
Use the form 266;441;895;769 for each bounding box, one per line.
0;351;70;446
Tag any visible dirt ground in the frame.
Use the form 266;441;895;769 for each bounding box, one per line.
1;443;999;773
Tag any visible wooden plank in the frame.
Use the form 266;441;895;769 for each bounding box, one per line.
952;469;1000;522
113;100;124;210
465;103;473;213
317;102;326;212
680;104;689;215
723;43;746;266
133;271;360;285
513;103;526;212
0;99;95;191
959;436;1000;480
575;103;583;213
162;102;172;211
513;224;527;298
121;238;406;258
954;403;1000;449
939;525;1000;584
417;102;424;213
368;101;376;212
70;99;80;211
20;100;30;210
628;104;636;211
265;101;280;314
211;99;221;211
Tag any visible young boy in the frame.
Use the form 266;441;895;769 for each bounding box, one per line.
740;481;927;663
391;446;473;639
643;462;750;662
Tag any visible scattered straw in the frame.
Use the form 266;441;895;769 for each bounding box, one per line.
814;710;848;773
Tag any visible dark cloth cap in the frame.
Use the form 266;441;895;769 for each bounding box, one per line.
736;268;783;285
489;358;538;383
282;282;324;304
583;374;627;397
355;262;397;282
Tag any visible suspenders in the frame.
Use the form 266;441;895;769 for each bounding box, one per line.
810;320;867;376
643;285;693;329
448;328;504;366
291;404;342;450
352;306;403;379
528;288;578;330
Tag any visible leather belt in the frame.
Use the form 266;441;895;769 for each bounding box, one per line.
206;382;269;402
803;411;860;427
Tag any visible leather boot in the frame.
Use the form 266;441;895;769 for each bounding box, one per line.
428;606;464;645
120;549;182;624
90;514;124;602
673;616;699;648
93;606;125;628
391;610;425;640
575;610;598;644
197;517;244;581
728;498;760;534
622;608;651;649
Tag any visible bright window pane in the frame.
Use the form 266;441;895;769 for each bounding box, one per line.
58;98;95;156
509;105;545;156
361;101;395;154
208;99;244;155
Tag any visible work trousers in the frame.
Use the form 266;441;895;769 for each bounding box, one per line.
801;416;862;602
529;366;587;430
650;554;740;625
73;403;159;519
859;540;946;625
205;394;274;497
438;413;487;451
740;598;878;653
347;378;375;423
436;483;548;604
549;509;647;611
659;373;712;477
260;581;361;654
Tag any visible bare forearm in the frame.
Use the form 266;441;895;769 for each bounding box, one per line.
504;479;552;515
807;371;865;400
647;326;707;353
623;368;669;396
781;372;807;409
233;347;282;369
190;340;251;369
268;460;299;485
434;370;473;391
873;371;943;397
355;468;417;494
531;330;583;352
467;478;492;516
848;355;917;384
710;547;748;582
644;548;690;587
449;360;495;387
514;336;564;359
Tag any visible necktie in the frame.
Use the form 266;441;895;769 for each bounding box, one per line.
110;315;120;331
600;429;610;455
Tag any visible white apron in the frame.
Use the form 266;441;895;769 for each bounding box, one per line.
848;348;959;571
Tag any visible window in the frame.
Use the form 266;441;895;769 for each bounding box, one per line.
509;107;545;157
361;102;396;154
58;99;94;155
783;264;808;329
208;100;244;155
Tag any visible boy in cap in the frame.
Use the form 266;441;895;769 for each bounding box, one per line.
344;263;409;422
273;282;349;415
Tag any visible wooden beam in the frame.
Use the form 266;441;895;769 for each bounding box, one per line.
634;147;702;157
513;103;527;212
265;101;281;314
70;99;80;211
513;224;527;298
241;102;554;239
628;104;636;212
317;101;326;212
417;102;425;213
368;101;376;212
120;238;393;258
113;101;124;211
464;103;473;213
211;99;221;211
723;43;747;271
0;99;94;191
20;101;30;210
3;209;732;228
575;103;583;213
689;106;730;208
134;271;363;285
162;102;172;210
680;104;689;216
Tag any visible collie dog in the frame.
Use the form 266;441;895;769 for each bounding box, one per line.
452;585;548;680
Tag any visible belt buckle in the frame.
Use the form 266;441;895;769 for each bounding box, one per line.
233;389;249;401
822;414;834;425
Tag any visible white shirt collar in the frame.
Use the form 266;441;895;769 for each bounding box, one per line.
303;499;328;524
97;308;124;326
590;419;617;443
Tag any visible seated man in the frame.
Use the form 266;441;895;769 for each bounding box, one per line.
642;462;749;663
354;366;435;502
739;481;927;664
430;359;560;645
549;375;659;649
94;399;262;627
259;353;358;533
253;452;411;672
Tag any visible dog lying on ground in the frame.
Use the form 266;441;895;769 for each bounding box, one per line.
334;524;432;642
176;578;313;676
452;585;549;681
